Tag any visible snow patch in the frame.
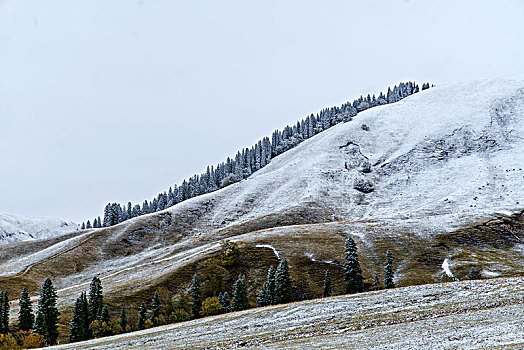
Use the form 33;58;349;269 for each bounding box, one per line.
483;270;501;277
255;244;280;259
304;252;337;265
442;259;454;278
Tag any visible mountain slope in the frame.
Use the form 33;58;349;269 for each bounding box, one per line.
47;276;524;349
1;76;524;338
0;212;78;244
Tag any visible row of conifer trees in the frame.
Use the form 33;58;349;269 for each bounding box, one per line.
0;279;58;348
1;237;392;347
81;82;432;230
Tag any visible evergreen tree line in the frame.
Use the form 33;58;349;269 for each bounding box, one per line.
131;240;392;337
68;276;125;342
4;236;481;349
0;280;58;348
81;82;431;229
256;260;292;307
137;259;294;325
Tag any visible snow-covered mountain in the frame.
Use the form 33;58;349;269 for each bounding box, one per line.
156;74;524;236
0;212;78;244
1;75;524;331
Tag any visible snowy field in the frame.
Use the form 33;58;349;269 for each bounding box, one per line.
47;276;524;349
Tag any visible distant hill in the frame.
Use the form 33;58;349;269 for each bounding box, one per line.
0;212;77;244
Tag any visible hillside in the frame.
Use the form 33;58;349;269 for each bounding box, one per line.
1;75;524;341
0;212;78;245
47;276;524;349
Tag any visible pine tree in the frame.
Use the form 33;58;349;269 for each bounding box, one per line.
1;291;9;334
190;274;202;318
19;287;34;332
103;204;112;227
69;294;85;342
35;278;60;345
322;270;332;297
150;291;160;325
468;266;481;280
86;220;92;229
33;309;45;336
119;305;127;332
344;237;363;294
0;291;8;334
256;282;270;307
80;292;89;339
138;302;147;330
372;274;380;290
274;260;292;304
99;305;110;323
81;222;85;230
384;250;395;289
266;266;276;305
88;277;103;322
231;274;249;311
0;291;3;335
220;292;231;313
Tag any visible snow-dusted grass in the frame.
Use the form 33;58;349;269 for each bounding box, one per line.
46;276;524;349
255;244;280;259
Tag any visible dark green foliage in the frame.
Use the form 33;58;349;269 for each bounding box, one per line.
256;266;277;307
80;292;90;339
70;294;86;342
274;259;293;304
266;266;276;305
33;309;45;337
2;290;8;333
322;270;332;297
19;287;34;332
190;274;202;318
384;250;395;289
88;277;103;323
138;302;147;330
35;278;60;345
0;291;3;334
99;305;110;324
218;292;231;313
119;305;127;332
231;274;249;311
0;291;9;334
256;282;270;307
256;266;275;307
372;274;381;290
150;291;160;325
468;266;481;280
344;237;363;294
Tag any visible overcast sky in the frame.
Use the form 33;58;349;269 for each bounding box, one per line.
1;0;523;222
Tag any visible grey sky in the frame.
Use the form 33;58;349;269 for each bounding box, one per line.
1;0;523;222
